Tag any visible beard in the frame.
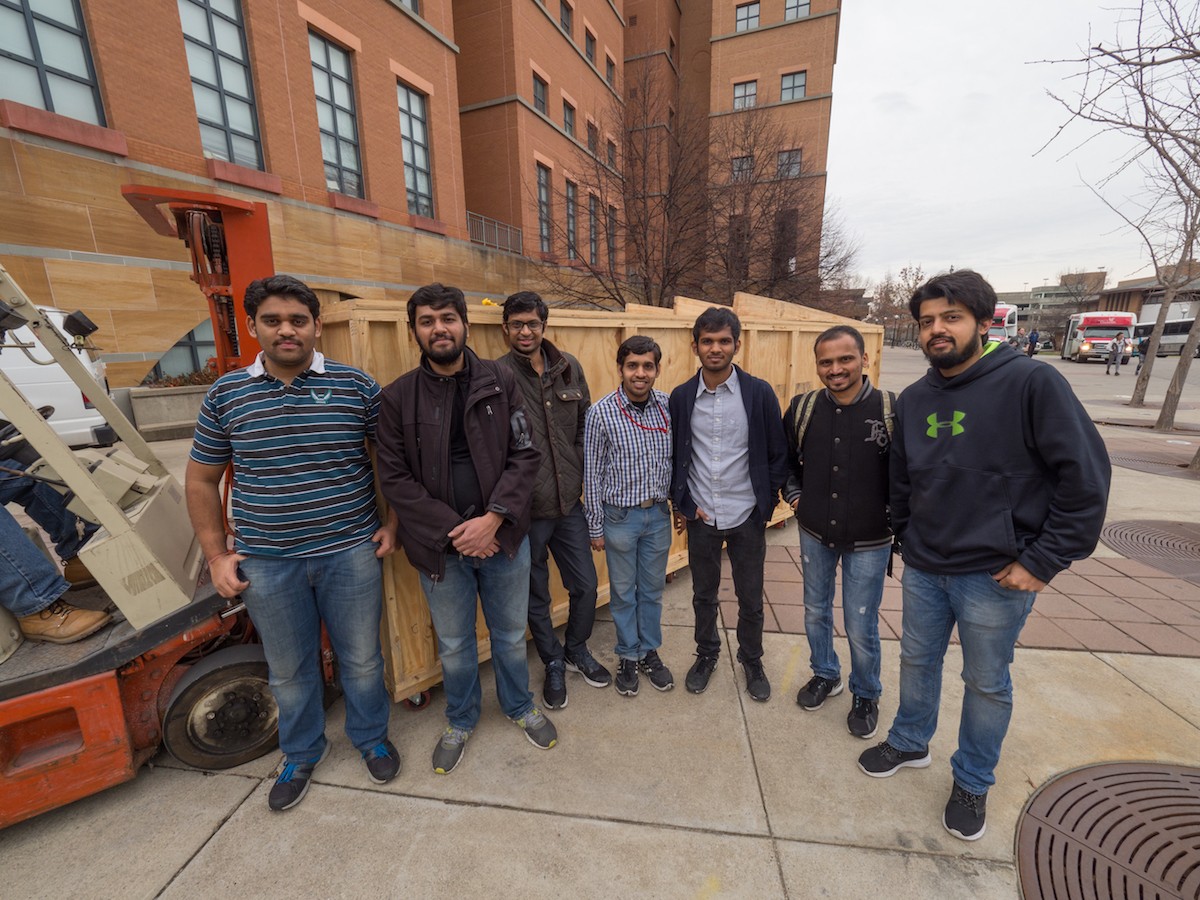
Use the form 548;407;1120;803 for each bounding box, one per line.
924;331;982;370
421;335;465;366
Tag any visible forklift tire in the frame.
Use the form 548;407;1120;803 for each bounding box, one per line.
162;644;279;770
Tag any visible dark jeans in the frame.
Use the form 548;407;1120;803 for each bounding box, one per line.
687;514;766;662
527;502;599;665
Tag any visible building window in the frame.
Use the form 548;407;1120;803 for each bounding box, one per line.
606;139;616;166
733;80;756;110
563;100;575;137
777;148;802;178
606;204;617;270
606;56;615;86
588;194;598;266
781;71;806;101
587;121;598;154
397;0;419;12
772;208;799;280
732;155;753;182
585;29;595;63
559;1;572;37
735;2;759;32
309;32;362;197
533;73;547;113
147;320;218;382
785;0;810;20
0;0;104;125
537;163;552;253
397;82;433;218
179;0;262;170
565;180;577;260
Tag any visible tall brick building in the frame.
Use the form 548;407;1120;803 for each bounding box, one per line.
0;0;839;386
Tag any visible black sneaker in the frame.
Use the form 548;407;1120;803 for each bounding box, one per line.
512;706;558;749
565;646;612;688
615;658;640;696
796;674;843;710
638;650;674;691
857;740;931;778
268;740;330;811
847;696;879;739
543;659;568;709
432;725;472;775
943;783;988;841
362;739;400;784
685;654;719;694
741;659;771;702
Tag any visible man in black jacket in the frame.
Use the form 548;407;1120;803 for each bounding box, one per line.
783;325;892;740
376;284;554;776
498;291;610;711
670;307;788;701
858;270;1111;843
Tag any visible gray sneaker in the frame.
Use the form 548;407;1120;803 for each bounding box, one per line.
512;706;558;749
432;725;472;775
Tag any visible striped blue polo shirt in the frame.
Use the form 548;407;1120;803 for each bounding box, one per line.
190;351;382;557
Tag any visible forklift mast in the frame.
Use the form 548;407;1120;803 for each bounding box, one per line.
121;185;275;374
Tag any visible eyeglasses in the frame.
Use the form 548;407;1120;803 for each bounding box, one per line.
506;320;545;334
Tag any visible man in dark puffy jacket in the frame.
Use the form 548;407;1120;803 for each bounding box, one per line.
376;284;553;777
498;291;611;711
858;270;1110;844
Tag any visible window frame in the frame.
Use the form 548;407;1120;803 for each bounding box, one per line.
533;73;548;113
732;80;757;110
585;29;596;63
784;0;810;20
537;163;552;253
397;80;434;218
309;31;364;197
605;56;615;86
563;99;575;137
606;204;617;271
559;0;572;37
732;154;753;182
565;179;577;260
777;148;802;179
179;0;263;170
588;194;599;266
606;139;616;167
734;2;760;32
780;70;807;102
587;121;598;154
0;0;105;125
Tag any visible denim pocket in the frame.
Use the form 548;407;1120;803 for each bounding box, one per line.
603;504;629;524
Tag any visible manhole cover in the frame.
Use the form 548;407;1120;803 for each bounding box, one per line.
1016;762;1200;899
1100;521;1200;583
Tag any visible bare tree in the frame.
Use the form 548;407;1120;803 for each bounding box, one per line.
1049;0;1200;440
1036;270;1106;350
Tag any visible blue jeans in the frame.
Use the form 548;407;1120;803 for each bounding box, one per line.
603;502;671;661
239;540;390;764
688;514;765;662
527;502;599;665
800;532;889;700
0;505;70;616
886;565;1036;795
0;462;96;560
419;539;534;730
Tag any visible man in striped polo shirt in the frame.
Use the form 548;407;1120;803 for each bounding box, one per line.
583;335;676;697
186;274;399;812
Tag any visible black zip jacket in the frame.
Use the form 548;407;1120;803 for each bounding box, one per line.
891;341;1110;583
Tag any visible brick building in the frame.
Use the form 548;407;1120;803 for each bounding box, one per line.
0;0;840;386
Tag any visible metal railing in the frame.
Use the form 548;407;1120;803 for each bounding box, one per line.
467;211;523;255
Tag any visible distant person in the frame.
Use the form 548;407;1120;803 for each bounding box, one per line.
1136;335;1151;374
859;269;1110;842
376;283;553;776
1026;329;1040;357
187;274;399;811
498;291;611;710
783;325;894;738
1015;327;1028;352
1105;331;1128;375
669;307;788;702
584;336;675;697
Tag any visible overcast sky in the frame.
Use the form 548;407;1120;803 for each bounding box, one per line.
827;1;1155;294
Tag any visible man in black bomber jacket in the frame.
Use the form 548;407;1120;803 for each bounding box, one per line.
857;270;1111;844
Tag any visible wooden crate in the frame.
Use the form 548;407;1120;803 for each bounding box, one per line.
318;292;881;700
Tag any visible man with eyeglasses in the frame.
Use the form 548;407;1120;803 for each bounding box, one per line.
498;291;611;711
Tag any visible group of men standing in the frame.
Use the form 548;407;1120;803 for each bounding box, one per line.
183;268;1110;844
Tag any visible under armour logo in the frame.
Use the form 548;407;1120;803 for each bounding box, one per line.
926;411;966;438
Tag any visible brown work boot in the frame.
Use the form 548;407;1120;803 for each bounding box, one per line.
63;556;98;590
19;599;111;644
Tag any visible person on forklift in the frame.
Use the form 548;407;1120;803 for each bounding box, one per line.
1;464;109;644
185;274;400;812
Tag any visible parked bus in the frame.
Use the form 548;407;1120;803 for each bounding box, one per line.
988;304;1018;343
1061;311;1137;363
1133;318;1199;357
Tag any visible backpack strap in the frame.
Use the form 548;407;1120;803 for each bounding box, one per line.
882;390;896;441
793;390;819;458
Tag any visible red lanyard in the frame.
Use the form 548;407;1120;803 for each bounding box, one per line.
618;394;669;433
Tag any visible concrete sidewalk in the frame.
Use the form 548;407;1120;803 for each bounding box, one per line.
4;347;1200;899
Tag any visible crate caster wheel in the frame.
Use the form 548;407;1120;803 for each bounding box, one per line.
403;690;432;710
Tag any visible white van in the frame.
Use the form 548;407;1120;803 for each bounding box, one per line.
0;308;116;447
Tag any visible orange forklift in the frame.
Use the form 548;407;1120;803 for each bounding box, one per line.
0;185;341;828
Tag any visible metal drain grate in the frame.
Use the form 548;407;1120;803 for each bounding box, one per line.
1016;763;1200;899
1099;521;1200;583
